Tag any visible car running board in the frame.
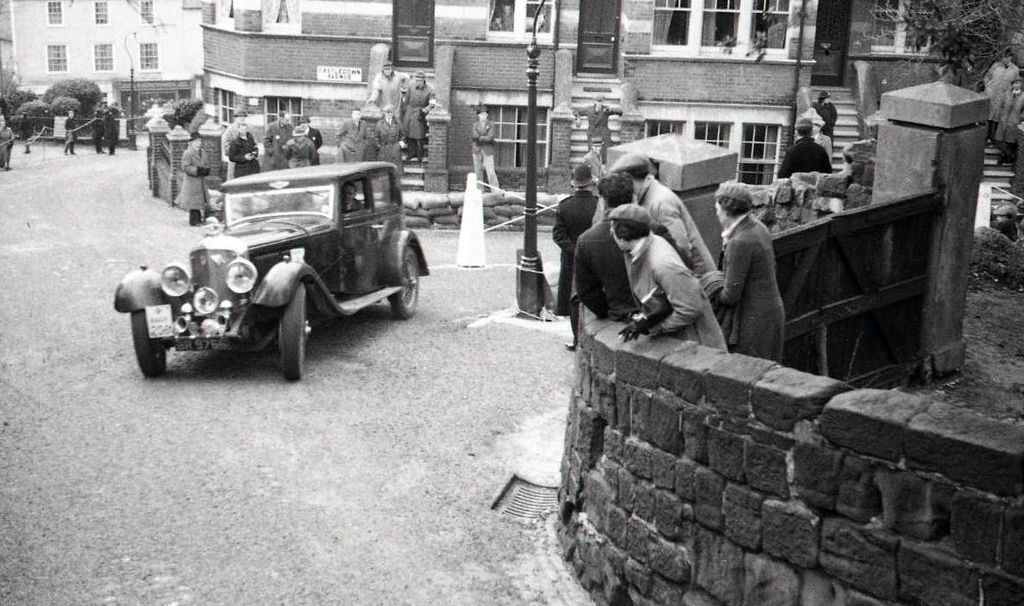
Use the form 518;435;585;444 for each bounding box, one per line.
334;287;403;315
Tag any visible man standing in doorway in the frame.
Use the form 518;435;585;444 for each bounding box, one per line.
471;106;500;192
262;111;292;171
402;71;436;163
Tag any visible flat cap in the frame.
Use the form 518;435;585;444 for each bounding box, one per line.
715;181;752;203
292;124;309;137
609;152;650;175
608;203;652;225
796;117;814;130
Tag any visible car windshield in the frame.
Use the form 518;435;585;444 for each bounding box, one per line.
224;184;336;225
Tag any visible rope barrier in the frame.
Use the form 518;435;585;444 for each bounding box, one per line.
992;185;1023;204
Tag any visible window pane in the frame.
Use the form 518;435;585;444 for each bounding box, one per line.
653;1;690;46
701;0;740;46
871;0;899;47
371;173;395;208
95;1;108;24
94;44;113;71
47;45;67;72
694;121;731;147
141;0;154;23
48;1;62;25
739;123;780;185
488;105;548;168
752;0;789;49
489;0;515;31
646;120;685;136
526;0;551;33
139;43;159;69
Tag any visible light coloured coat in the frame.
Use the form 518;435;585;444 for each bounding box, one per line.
994;90;1024;144
175;143;208;212
637;176;716;276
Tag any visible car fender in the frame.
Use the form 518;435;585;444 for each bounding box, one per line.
251;261;319;308
114;267;167;313
380;230;430;286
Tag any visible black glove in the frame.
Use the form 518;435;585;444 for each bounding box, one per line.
618;315;654;342
196;166;210;177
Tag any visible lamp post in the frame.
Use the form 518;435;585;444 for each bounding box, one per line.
515;0;548;317
124;33;138;151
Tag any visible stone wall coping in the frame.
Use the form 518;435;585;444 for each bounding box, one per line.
880;81;988;129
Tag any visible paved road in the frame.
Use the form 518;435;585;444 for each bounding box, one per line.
0;144;592;605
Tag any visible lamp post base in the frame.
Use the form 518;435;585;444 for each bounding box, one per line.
515;249;554;319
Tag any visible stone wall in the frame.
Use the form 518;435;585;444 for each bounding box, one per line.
558;314;1024;606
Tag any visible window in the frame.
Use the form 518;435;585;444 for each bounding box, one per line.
870;0;927;54
265;97;303;125
341;179;368;213
653;0;691;47
751;0;789;50
738;123;780;185
262;0;297;25
489;105;549;168
94;44;114;71
46;45;68;72
694;121;731;147
140;0;154;24
47;1;62;25
488;0;551;37
371;173;396;209
94;0;108;24
701;0;741;47
216;88;236;123
139;43;159;70
646;120;686;137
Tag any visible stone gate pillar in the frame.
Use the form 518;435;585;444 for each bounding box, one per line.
873;82;988;376
199;118;225;187
547;48;575;192
167;125;191;205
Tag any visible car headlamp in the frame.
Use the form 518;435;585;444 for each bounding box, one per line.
160;263;191;297
226;258;258;294
193;287;220;316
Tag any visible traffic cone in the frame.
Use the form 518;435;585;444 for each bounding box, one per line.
457;173;487;268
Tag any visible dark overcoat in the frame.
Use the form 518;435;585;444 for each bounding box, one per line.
262;120;292;171
402;84;435;139
374;117;404;179
337;119;370;163
574;221;639;322
717;215;785;362
227;132;260;178
552;189;599;315
102;111;119;146
777;137;832;178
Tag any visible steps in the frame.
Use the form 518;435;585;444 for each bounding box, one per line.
401;160;425;192
814;86;859;170
983;145;1017;206
570;77;624;168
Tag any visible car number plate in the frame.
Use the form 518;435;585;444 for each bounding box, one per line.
175;337;231;351
145;304;175;339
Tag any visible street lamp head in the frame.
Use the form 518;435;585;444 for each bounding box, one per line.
526;42;541;60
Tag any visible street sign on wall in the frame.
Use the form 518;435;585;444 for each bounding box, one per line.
316;66;363;82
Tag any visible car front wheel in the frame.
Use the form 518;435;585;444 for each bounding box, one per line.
279;285;308;381
130;310;167;377
389;246;419;320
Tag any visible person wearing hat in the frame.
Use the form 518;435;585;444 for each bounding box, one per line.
471;106;500;192
552;163;600;350
177;131;211;226
227;121;260;178
284;124;317;168
713;182;785;361
609;203;726;348
262;110;293;171
811;90;837;139
375;104;405;179
92;103;107;154
337;108;370;163
402;71;436;163
300;115;324;165
574;95;622;162
368;60;409;111
221;109;248;180
102;105;120;155
777;117;832;178
609;151;716;277
992;203;1023;242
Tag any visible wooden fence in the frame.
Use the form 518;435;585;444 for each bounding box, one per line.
773;190;942;387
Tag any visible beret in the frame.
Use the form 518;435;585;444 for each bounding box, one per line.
608;203;652;225
609;152;650;175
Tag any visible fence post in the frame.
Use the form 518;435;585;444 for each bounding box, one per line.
873;81;988;377
1014;124;1024;200
167;125;191;205
146;117;169;197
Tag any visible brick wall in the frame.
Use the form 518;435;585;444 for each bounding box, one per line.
203;27;381;81
558;317;1024;605
625;57;804;106
452;43;556;91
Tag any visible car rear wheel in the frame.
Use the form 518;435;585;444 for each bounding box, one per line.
279;285;308;381
389;247;419;320
130;310;167;377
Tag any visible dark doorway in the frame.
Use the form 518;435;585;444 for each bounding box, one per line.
393;0;434;68
576;0;621;74
811;0;851;86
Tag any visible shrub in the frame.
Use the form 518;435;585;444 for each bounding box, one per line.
162;98;206;130
49;96;81;116
7;89;39;113
42;78;103;116
16;100;51;117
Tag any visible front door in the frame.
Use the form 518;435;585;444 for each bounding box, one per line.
811;0;851;86
576;0;620;74
393;0;434;68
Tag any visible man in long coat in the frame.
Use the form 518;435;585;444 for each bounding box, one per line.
302;116;324;165
176;132;210;226
102;106;119;155
985;51;1020;141
994;79;1024;165
262;111;292;171
553;164;599;351
221;109;247;179
811;91;838;139
575;96;621;162
367;61;409;111
337;109;369;163
374;104;404;179
92;106;106;154
402;71;436;163
227;122;260;178
284;125;318;168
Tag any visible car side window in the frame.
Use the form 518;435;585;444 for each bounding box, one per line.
340;179;368;214
370;173;396;210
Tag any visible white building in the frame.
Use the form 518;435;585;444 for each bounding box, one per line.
7;0;203;110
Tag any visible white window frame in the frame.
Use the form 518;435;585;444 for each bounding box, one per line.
218;0;235;29
489;105;550;168
93;43;114;72
652;0;694;51
694;120;732;148
650;0;791;59
869;0;930;55
487;0;554;42
138;42;159;71
94;0;109;25
262;0;301;33
47;1;63;25
738;122;781;185
216;88;237;124
140;0;155;24
46;44;68;73
645;119;686;137
264;96;303;125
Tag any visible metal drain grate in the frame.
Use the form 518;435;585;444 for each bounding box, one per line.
492;475;559;521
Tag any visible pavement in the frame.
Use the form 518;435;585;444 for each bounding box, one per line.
0;142;593;605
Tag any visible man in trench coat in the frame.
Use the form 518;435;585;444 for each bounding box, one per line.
553;164;599;351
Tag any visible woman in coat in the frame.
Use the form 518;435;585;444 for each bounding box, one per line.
714;182;785;362
374;105;405;179
994;79;1024;165
609;204;726;349
176;132;210;226
227;123;260;178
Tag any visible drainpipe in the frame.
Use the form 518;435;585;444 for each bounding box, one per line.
788;0;809;143
553;0;561;51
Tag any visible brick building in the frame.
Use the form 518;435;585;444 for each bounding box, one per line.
200;0;940;192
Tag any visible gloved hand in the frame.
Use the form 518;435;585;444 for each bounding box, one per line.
618;315;653;342
196;166;210;177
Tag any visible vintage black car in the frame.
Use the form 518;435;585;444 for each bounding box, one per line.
114;162;428;380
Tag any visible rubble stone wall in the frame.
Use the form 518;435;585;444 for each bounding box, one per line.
558;314;1024;606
